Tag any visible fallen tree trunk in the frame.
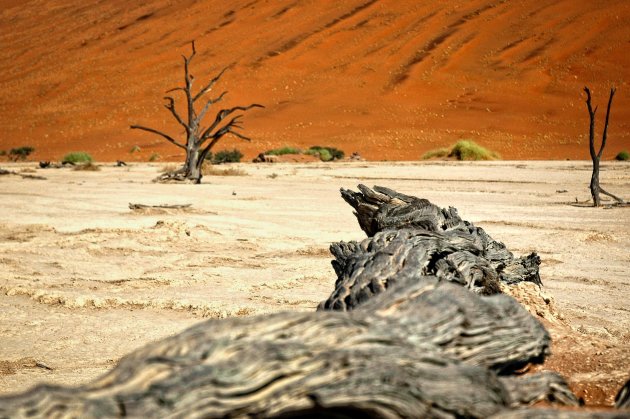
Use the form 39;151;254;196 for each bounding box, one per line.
1;185;627;418
0;279;575;418
319;185;540;310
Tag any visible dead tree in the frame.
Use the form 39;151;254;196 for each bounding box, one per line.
131;41;263;183
584;87;624;206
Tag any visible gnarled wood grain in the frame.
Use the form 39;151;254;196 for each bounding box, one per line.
320;185;540;310
0;280;570;418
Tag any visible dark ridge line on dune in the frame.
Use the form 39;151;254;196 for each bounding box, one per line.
272;4;296;19
433;31;478;70
257;0;378;63
329;175;548;184
117;12;155;31
370;10;440;58
520;37;555;63
497;37;529;55
525;2;556;20
241;0;260;10
391;1;503;86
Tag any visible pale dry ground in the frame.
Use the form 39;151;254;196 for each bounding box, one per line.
0;161;628;400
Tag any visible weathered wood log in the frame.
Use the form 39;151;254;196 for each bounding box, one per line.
128;203;192;210
320;185;541;310
0;280;573;418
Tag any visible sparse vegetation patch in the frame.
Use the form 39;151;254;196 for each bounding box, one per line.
62;152;93;164
422;140;499;161
615;150;629;161
421;147;449;160
265;146;302;156
212;149;243;164
202;164;247;176
8;146;35;161
307;146;344;161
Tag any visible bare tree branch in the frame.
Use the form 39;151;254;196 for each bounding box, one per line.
193;66;231;103
163;96;188;133
598;87;616;159
197;91;228;123
130;125;186;150
183;42;196;125
584;87;596;161
199;104;264;143
599;187;624;203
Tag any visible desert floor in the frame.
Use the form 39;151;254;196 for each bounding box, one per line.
0;161;629;406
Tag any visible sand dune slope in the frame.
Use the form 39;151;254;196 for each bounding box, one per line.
0;0;629;161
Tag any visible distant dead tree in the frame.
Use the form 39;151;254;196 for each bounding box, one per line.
583;86;624;207
131;41;263;183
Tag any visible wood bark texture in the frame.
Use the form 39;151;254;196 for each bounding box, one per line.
1;185;627;418
319;185;540;310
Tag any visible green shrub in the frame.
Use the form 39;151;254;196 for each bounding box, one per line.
421;140;499;161
615;150;629;161
0;150;6;156
130;145;141;153
62;151;93;164
148;153;161;162
212;149;243;164
9;146;35;161
449;140;499;161
421;148;449;160
265;146;302;156
308;146;344;161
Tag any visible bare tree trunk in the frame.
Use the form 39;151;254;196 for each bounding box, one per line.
584;86;624;207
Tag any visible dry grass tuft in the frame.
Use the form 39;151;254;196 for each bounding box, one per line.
202;164;247;176
160;164;179;173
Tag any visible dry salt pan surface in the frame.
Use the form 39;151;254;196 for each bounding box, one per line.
0;161;629;405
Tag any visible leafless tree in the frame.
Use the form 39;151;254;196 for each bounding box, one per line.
583;86;624;206
131;41;263;183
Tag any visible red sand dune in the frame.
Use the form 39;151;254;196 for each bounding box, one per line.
0;0;629;161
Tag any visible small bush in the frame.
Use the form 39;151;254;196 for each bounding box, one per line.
615;150;629;161
308;146;344;161
421;148;449;160
62;151;93;164
9;146;35;161
212;149;243;164
149;153;161;162
0;150;6;156
449;140;499;161
130;145;141;153
423;140;499;161
265;146;302;156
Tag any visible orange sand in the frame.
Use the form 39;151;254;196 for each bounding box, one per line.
0;0;629;162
